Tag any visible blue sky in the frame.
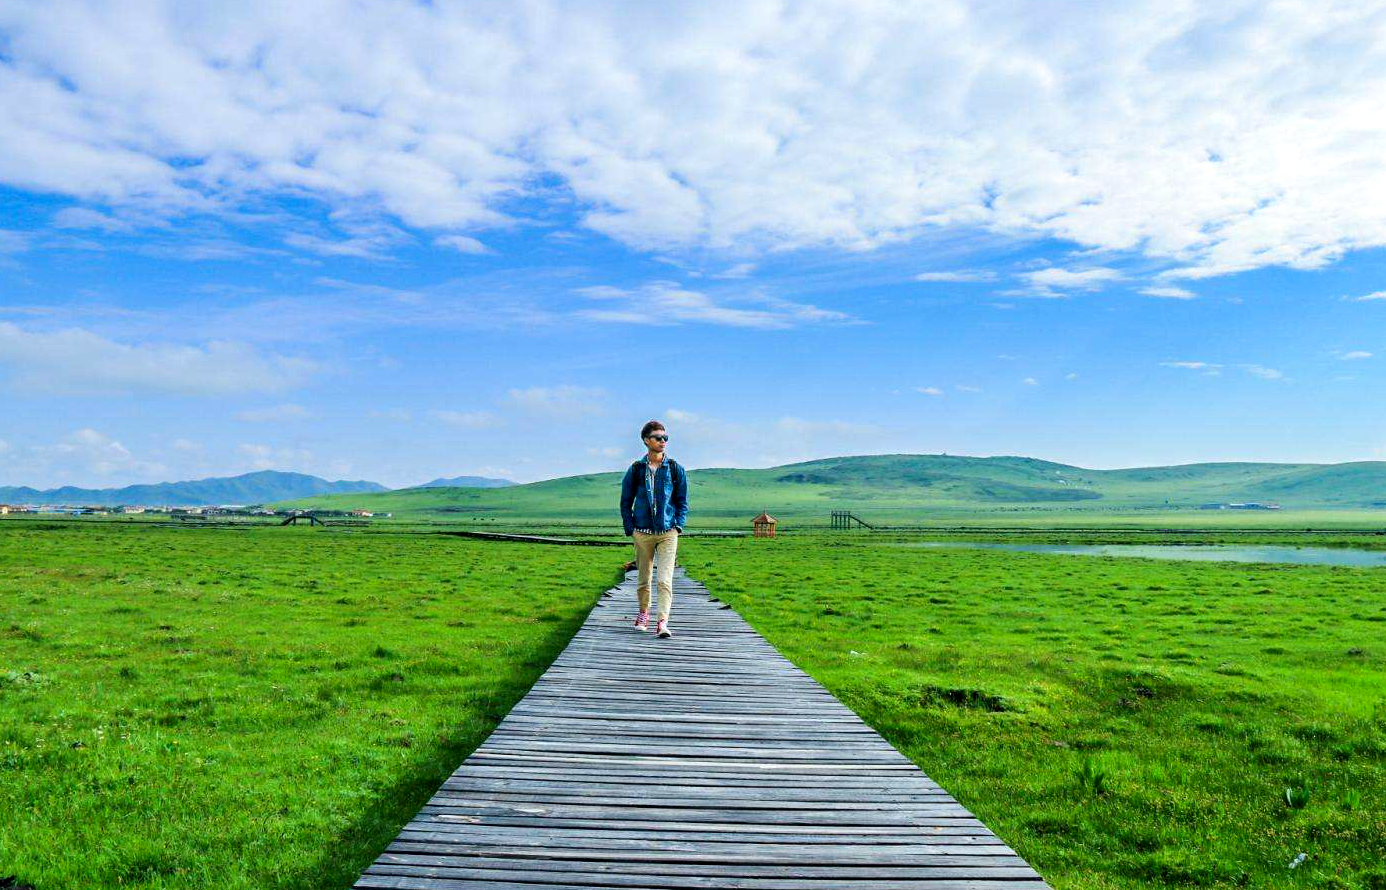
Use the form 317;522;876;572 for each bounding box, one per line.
2;1;1385;487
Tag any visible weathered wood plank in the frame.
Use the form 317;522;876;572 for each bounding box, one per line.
352;567;1050;889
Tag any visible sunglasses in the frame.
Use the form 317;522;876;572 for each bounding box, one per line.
647;434;669;442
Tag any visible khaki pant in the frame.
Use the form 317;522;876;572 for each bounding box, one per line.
632;529;678;621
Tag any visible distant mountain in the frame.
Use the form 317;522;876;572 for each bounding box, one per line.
272;453;1386;519
414;475;516;489
0;470;387;507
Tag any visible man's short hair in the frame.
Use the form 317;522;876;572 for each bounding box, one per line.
640;420;665;440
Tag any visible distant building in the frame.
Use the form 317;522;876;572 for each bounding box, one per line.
752;511;778;537
1201;502;1281;511
349;509;374;517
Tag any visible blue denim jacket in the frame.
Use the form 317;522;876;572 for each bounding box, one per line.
619;456;688;535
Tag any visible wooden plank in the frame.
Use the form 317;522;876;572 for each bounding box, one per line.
352;566;1051;889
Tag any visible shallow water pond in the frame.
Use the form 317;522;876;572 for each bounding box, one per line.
888;541;1386;567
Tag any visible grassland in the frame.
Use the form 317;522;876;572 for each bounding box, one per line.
0;521;620;890
4;518;1385;889
677;535;1386;890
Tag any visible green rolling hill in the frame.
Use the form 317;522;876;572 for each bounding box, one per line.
271;453;1386;524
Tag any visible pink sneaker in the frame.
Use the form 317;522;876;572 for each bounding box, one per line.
656;617;672;639
633;610;649;631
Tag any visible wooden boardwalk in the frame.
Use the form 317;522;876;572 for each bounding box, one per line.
354;567;1051;890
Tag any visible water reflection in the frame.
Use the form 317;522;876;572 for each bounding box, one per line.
889;541;1386;567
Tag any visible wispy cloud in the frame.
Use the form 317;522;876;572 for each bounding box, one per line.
4;428;168;487
235;404;314;422
284;217;412;260
1241;363;1285;381
1140;286;1196;300
429;409;499;428
434;234;490;255
663;407;882;468
574;282;854;329
916;386;943;396
506;385;608;418
58;428;163;479
0;230;33;258
1337;350;1372;360
711;263;757;280
915;270;996;282
0;322;320;396
238;442;316;473
1347;290;1386;302
51;207;134;233
1015;267;1122;298
1160;360;1222;376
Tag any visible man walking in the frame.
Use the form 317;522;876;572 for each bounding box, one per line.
619;419;688;639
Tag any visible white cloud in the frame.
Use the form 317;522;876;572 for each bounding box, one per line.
1019;267;1122;297
0;230;32;256
916;386;943;396
915;270;996;282
1349;291;1386;302
1241;363;1285;380
0;322;320;396
0;428;170;488
1160;360;1223;376
1064;372;1078;380
955;384;982;393
434;234;490;255
235;403;313;422
1140;285;1196;299
661;407;882;467
6;3;1385;276
54;428;165;480
711;263;757;279
314;277;425;304
51;207;133;233
1021;377;1039;386
506;385;608;418
284;230;402;260
237;443;314;472
429;409;499;428
574;281;852;329
1338;350;1372;360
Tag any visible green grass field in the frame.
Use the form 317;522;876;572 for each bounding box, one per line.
3;519;1384;889
678;536;1386;890
0;521;620;890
